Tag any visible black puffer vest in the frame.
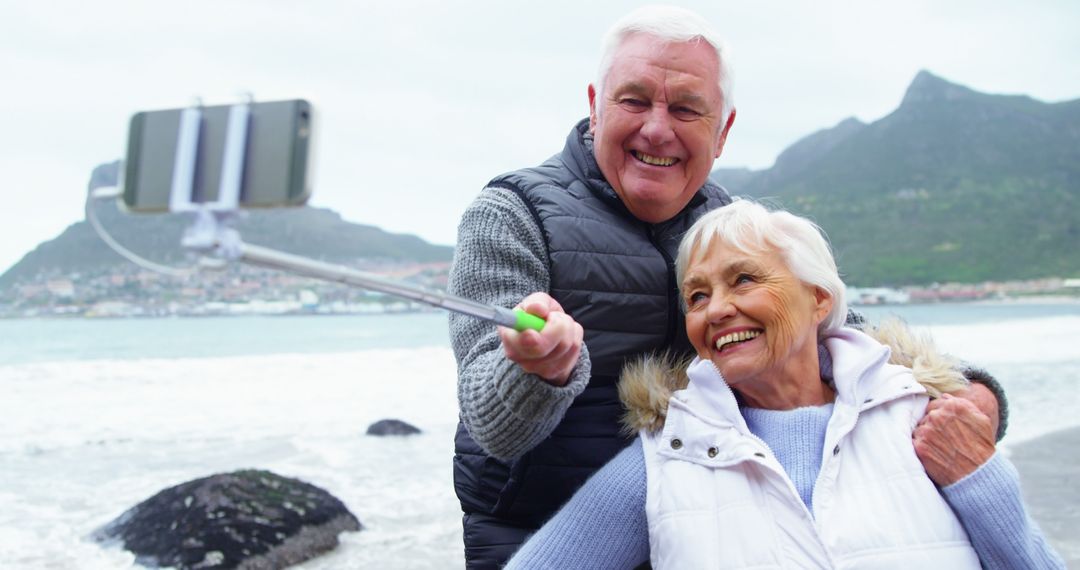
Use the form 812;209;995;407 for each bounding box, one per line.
454;119;732;564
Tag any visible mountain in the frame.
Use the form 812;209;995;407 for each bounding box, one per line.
712;70;1080;286
0;162;454;289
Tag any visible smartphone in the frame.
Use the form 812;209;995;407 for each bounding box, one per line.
122;99;314;212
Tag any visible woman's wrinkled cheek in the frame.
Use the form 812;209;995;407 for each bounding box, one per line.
764;285;799;360
764;278;812;367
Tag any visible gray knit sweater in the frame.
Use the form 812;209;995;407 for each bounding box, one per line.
448;185;592;461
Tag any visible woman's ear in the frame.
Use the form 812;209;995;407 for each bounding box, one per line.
812;286;834;324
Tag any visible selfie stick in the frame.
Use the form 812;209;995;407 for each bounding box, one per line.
162;99;545;332
236;244;546;331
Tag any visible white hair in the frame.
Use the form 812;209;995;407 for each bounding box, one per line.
675;199;848;334
595;5;735;123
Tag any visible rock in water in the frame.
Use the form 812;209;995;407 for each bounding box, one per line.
365;419;422;436
94;469;361;569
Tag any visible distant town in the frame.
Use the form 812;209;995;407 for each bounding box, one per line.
846;278;1079;305
1;261;1076;319
0;260;452;319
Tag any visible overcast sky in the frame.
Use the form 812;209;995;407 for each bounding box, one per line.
2;0;1078;275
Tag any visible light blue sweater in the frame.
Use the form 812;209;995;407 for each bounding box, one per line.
508;405;1063;569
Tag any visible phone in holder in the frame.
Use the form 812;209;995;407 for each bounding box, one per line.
122;99;314;212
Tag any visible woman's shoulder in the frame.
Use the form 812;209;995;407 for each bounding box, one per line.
854;319;968;398
618;352;693;435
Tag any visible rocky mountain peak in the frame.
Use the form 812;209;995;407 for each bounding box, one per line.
900;70;978;106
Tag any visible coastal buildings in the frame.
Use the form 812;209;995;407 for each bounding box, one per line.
1;262;1075;319
0;261;450;318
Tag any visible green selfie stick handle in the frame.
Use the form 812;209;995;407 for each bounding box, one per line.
513;308;547;332
492;306;546;332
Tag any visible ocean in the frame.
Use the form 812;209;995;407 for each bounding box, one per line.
1;303;1078;569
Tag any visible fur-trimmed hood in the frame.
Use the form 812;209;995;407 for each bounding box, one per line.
618;318;968;435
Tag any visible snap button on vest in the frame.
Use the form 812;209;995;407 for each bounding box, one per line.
707;447;718;458
670;438;683;450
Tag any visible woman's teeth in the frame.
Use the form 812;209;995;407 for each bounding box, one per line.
715;330;761;351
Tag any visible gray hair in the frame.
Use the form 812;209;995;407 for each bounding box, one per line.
595;5;735;123
675;199;848;334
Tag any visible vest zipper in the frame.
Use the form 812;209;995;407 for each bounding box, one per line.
646;225;679;349
812;368;910;515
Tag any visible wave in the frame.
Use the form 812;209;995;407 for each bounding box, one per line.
0;347;460;455
913;315;1080;365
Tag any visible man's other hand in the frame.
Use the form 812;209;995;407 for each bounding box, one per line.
913;393;996;486
952;381;1001;439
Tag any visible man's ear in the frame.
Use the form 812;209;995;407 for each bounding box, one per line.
714;107;736;158
588;84;599;133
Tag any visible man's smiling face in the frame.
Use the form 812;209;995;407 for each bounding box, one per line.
589;33;733;224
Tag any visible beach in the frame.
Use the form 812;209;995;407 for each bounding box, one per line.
1011;426;1080;567
0;306;1077;568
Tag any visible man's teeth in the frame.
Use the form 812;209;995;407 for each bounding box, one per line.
634;151;677;166
715;330;761;351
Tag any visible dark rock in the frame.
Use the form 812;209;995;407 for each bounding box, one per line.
365;419;422;436
93;469;361;569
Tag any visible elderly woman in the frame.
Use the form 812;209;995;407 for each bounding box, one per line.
507;200;1062;569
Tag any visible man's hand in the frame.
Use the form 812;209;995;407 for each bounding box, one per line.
953;381;1001;439
498;292;584;386
913;393;996;486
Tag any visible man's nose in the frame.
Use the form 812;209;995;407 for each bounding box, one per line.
639;105;676;146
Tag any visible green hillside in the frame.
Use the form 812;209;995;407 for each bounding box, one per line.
714;71;1080;286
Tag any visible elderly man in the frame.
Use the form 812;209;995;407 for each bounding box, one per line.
448;6;1005;568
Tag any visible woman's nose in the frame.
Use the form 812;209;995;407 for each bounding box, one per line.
706;292;736;322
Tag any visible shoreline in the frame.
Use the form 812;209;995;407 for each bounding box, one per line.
965;295;1080;305
1009;425;1080;567
850;295;1080;308
4;296;1079;320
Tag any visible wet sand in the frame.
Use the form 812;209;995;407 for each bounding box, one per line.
1010;426;1080;568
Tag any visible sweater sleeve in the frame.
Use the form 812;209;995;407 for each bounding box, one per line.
941;451;1065;569
506;439;650;569
448;185;592;461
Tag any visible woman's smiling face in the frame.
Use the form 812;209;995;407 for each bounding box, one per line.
681;240;832;405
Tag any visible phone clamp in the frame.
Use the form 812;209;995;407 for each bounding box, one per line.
168;98;253;261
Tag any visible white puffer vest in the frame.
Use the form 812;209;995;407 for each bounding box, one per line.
640;328;980;569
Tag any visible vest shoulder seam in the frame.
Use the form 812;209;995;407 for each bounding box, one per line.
487;180;551;266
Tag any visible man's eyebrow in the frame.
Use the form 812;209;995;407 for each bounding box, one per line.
673;92;708;108
609;81;650;98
